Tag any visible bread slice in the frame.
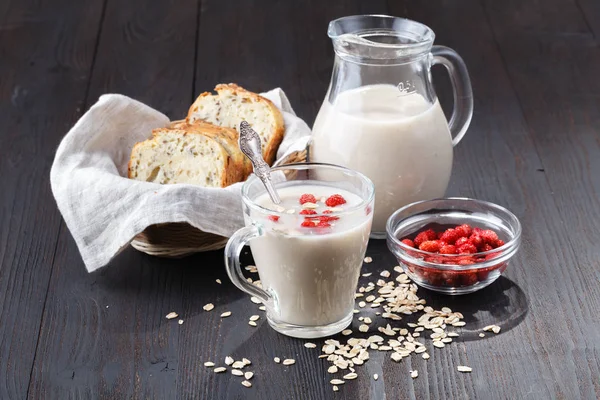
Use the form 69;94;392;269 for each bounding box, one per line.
169;121;252;178
187;83;285;165
128;127;243;187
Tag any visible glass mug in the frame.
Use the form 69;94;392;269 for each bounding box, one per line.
311;15;473;238
224;163;375;338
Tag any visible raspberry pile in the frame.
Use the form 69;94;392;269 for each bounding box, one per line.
400;224;508;287
268;193;347;229
403;224;505;257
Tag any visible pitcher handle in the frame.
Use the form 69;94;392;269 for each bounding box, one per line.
431;45;474;147
224;224;273;306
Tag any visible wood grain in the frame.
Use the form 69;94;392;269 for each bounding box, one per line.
26;0;198;398
0;0;105;398
0;0;599;398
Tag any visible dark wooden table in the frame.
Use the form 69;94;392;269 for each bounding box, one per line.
2;0;600;398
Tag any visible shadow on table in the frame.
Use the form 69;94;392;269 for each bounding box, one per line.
418;276;529;341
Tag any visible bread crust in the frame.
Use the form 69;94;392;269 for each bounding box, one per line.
186;83;285;165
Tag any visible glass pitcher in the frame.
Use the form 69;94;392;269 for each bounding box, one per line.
311;15;473;238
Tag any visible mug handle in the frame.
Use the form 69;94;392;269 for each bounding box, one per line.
431;45;474;147
224;224;273;305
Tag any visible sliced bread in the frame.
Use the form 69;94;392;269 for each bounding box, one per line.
187;83;285;165
128;127;243;187
169;121;252;179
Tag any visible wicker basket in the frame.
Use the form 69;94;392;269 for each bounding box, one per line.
131;120;308;257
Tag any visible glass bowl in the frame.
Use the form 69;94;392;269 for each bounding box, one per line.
386;198;522;295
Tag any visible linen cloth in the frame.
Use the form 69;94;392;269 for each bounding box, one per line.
51;89;311;272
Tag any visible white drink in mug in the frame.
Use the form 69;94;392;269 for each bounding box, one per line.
311;15;473;237
224;164;374;338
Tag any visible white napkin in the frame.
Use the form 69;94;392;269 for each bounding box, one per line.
51;89;311;272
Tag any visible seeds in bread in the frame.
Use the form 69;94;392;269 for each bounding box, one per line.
128;128;240;187
169;121;252;179
187;83;284;165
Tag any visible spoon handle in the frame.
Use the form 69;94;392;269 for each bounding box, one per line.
239;121;281;204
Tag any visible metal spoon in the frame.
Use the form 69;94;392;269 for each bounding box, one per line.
239;121;281;204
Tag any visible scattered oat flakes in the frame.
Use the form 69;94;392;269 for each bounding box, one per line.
166;312;178;319
177;319;183;325
359;301;366;308
342;329;352;336
245;371;254;380
248;321;257;327
362;272;372;277
204;362;215;367
304;342;317;348
214;367;226;373
232;361;245;369
422;353;430;360
359;324;369;332
258;306;266;311
457;366;472;373
433;341;445;348
411;370;418;379
250;297;261;304
203;303;214;311
364;257;373;263
333;385;339;392
328;365;338;374
215;279;222;284
373;373;379;380
274;357;281;363
479;333;485;338
492;326;501;334
220;311;232;318
241;380;252;388
231;369;243;376
243;358;251;365
283;359;296;366
225;356;234;365
330;379;345;385
380;270;390;278
249;315;260;321
344;372;358;380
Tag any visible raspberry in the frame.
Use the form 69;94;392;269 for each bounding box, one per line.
495;239;505;248
455;237;469;247
481;243;494;252
472;227;484;236
299;194;316;205
316;220;332;228
469;234;484;250
268;215;280;222
461;272;478;286
439;228;459;244
419;240;441;253
457;243;477;254
414;229;437;247
322;209;333;214
299;209;317;215
318;215;339;223
481;229;499;245
455;224;472;238
401;239;415;248
458;259;476;266
325;194;347;207
439;244;457;254
300;219;316;228
441;271;459;286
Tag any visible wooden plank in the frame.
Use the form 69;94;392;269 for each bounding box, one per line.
0;0;105;398
481;0;600;396
26;0;199;398
385;0;600;398
577;0;600;39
